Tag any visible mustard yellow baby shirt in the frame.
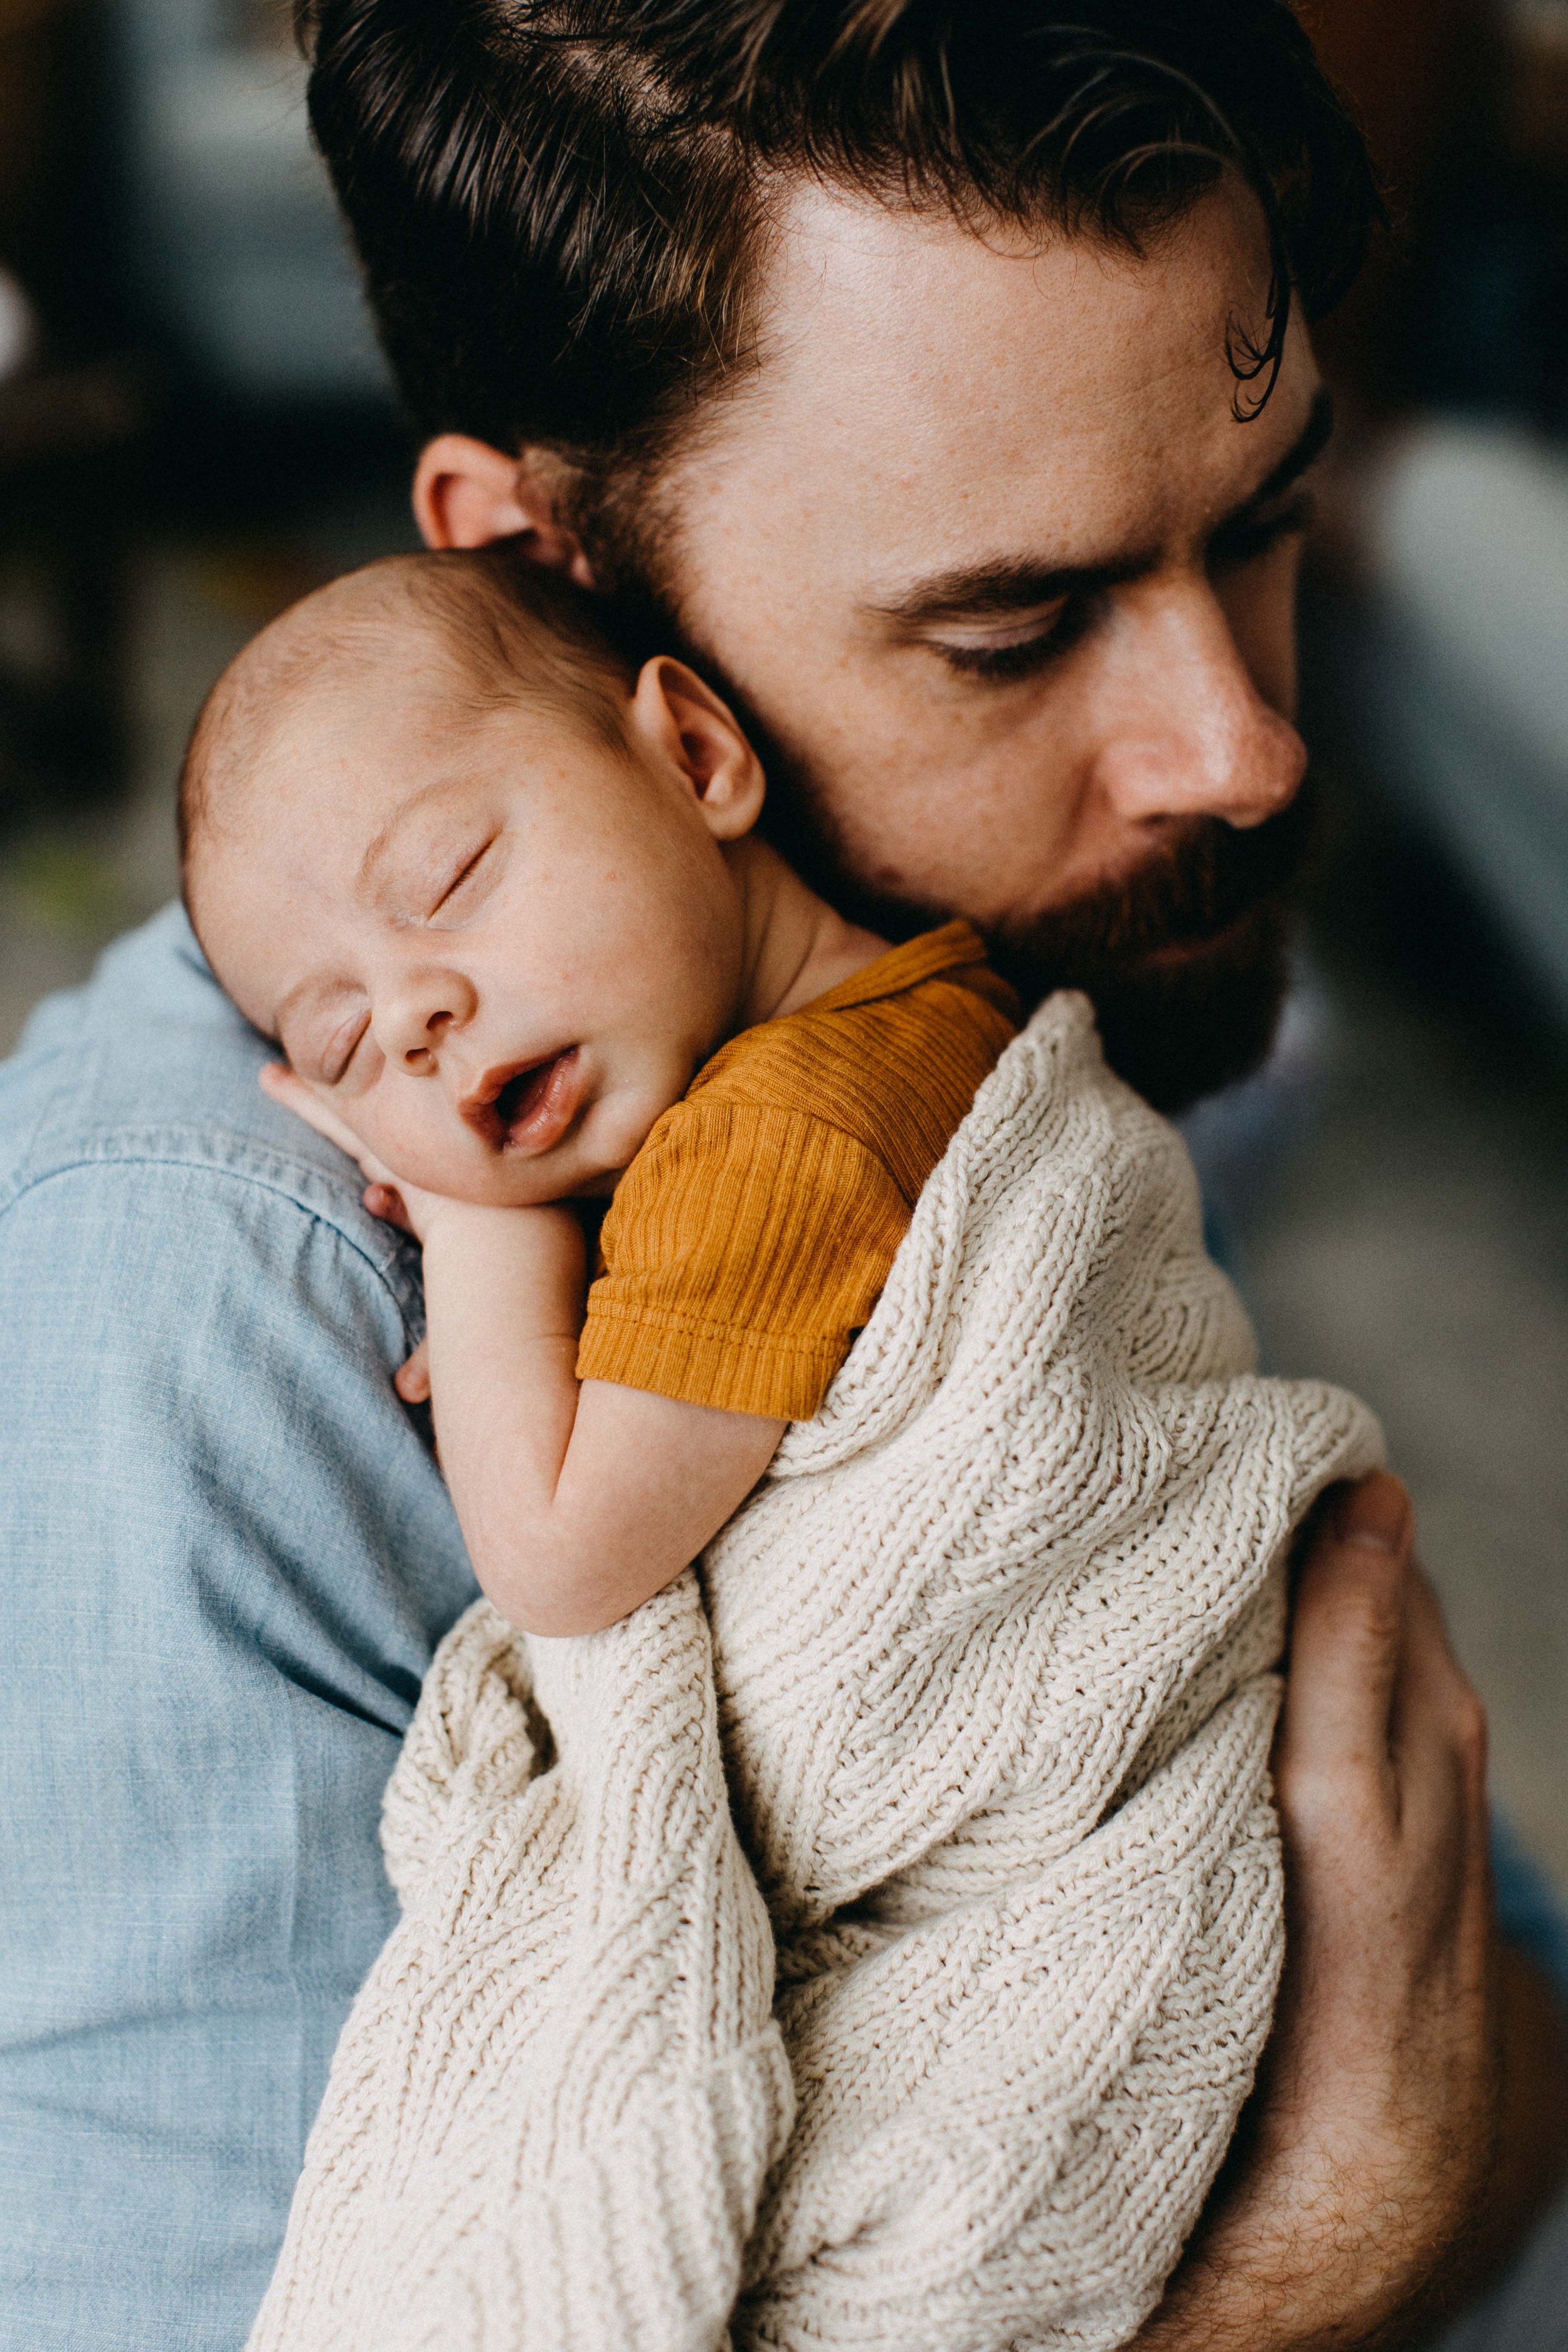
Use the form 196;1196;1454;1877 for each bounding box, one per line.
576;920;1019;1421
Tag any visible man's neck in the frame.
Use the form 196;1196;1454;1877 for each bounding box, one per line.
729;835;891;1030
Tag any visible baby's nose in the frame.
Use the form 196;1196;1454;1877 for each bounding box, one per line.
376;972;476;1071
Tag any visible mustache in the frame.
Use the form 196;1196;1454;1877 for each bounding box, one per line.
984;773;1319;989
738;691;1320;1111
962;778;1318;1115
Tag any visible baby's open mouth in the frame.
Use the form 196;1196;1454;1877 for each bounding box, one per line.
464;1047;584;1157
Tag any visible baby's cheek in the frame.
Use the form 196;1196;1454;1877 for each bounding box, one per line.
588;1083;680;1178
368;1103;473;1197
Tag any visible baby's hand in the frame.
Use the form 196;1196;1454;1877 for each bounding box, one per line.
393;1337;432;1405
259;1064;452;1246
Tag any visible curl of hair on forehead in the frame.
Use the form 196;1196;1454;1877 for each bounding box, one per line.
296;0;1382;555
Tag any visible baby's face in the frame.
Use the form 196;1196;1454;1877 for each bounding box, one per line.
194;663;753;1204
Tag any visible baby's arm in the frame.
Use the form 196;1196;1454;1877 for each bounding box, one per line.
416;1197;784;1634
258;1062;785;1634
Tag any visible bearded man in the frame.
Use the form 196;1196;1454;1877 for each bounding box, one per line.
2;5;1566;2349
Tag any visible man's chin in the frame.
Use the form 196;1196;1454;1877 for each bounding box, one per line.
985;897;1293;1117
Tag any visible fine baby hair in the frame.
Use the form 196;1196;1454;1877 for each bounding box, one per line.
177;544;636;889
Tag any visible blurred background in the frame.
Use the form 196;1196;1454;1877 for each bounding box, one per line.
1;1;1564;1880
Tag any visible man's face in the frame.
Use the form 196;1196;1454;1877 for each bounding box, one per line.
640;179;1325;1108
424;176;1330;1108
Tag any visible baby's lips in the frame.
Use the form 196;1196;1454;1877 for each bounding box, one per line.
502;1047;585;1155
462;1046;584;1155
459;1054;541;1146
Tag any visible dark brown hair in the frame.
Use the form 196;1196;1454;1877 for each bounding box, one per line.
297;0;1380;533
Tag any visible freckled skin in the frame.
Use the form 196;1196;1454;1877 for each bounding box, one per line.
191;627;879;1209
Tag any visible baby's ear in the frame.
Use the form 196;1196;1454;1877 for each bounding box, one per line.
630;657;765;840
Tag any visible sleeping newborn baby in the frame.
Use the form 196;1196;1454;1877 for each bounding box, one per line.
187;548;1384;2352
183;546;1019;1638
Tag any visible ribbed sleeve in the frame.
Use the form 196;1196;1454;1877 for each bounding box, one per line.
576;923;1019;1421
578;1108;909;1419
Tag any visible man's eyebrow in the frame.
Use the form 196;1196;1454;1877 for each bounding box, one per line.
869;549;1158;631
1227;384;1336;523
867;384;1336;633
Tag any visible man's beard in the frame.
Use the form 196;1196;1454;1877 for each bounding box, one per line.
763;766;1319;1118
590;538;1315;1118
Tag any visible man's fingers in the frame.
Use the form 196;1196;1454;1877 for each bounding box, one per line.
1391;1567;1491;1875
258;1064;367;1162
1276;1471;1414;1806
1279;1475;1491;1932
1392;1568;1482;1769
394;1339;432;1404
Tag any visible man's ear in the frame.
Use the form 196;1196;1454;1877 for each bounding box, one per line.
630;657;765;840
413;434;596;587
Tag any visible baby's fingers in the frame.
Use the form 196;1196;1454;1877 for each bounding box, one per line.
363;1180;415;1234
394;1338;432;1404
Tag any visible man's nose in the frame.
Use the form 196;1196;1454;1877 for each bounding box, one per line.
1092;582;1307;830
373;969;478;1073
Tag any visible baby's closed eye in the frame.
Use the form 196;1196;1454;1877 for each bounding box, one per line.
426;834;501;923
277;992;371;1087
319;1008;372;1085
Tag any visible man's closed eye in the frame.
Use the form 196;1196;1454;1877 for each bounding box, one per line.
1208;489;1318;576
929;595;1096;682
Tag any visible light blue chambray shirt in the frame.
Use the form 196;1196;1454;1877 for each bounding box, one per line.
4;904;1565;2352
0;904;478;2351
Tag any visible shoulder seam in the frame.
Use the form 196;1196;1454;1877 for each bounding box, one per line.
0;1150;416;1316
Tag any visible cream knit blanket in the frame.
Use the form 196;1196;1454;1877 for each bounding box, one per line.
248;994;1382;2352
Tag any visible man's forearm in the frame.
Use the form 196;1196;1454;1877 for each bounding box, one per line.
1464;1942;1568;2298
1134;1940;1568;2352
1129;2115;1425;2352
1126;1479;1558;2352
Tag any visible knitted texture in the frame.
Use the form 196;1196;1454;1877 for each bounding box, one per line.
248;994;1382;2352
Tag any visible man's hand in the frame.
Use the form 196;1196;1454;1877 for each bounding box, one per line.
1135;1470;1567;2351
